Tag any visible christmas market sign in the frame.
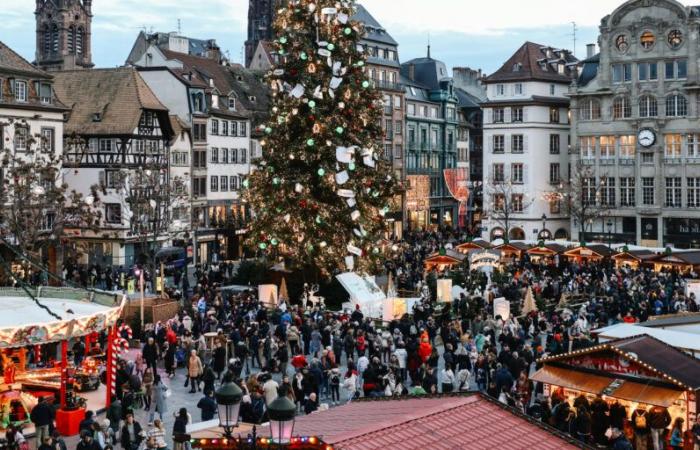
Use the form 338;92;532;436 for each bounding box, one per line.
469;250;501;273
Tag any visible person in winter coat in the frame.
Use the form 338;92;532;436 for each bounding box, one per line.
213;342;227;379
343;368;358;402
197;390;218;421
149;375;168;423
670;417;684;450
142;338;159;372
106;396;122;435
417;337;432;363
187;349;203;393
30;397;54;446
441;364;455;393
119;414;143;450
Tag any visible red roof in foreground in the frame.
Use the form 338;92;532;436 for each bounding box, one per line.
272;394;583;450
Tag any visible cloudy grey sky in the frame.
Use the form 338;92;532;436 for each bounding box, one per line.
0;0;693;73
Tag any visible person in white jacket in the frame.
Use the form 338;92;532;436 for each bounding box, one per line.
441;364;455;393
342;370;358;403
393;343;408;382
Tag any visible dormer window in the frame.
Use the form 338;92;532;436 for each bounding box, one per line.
14;80;27;103
228;97;236;110
93;113;102;122
38;83;52;104
512;63;522;72
249;96;256;102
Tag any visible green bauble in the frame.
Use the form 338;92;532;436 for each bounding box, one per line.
300;52;308;60
242;179;250;188
259;243;268;250
272;177;281;185
315;215;322;224
307;138;315;147
335;126;344;134
348;162;356;171
317;168;325;176
344;28;352;35
327;43;335;51
362;80;370;88
309;100;316;108
271;238;279;246
265;127;272;134
279;36;288;44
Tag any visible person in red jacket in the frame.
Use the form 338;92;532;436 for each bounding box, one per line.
418;337;432;363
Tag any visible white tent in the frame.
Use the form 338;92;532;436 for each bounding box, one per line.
593;323;700;358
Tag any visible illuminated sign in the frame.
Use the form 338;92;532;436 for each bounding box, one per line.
406;175;430;211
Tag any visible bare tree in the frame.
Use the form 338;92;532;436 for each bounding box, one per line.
483;178;534;242
0;119;100;277
557;159;612;243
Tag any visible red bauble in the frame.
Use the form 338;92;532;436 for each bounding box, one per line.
308;115;315;121
290;69;298;76
299;199;307;208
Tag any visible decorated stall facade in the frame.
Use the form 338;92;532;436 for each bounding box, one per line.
531;335;700;433
423;250;466;272
562;244;614;264
455;239;491;255
493;242;531;262
612;249;656;269
526;243;567;265
650;251;700;274
0;288;124;436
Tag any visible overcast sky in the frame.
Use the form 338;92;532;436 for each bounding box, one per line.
1;0;694;73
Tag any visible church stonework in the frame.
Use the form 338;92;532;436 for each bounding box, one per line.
35;0;94;71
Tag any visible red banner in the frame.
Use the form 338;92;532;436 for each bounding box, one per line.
443;168;470;228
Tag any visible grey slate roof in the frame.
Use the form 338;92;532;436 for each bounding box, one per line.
353;4;398;46
639;313;700;328
455;88;481;109
401;56;451;90
578;54;600;87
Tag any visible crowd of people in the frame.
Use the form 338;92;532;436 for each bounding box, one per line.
14;229;700;450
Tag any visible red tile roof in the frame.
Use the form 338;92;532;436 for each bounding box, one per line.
270;394;584;450
484;41;577;84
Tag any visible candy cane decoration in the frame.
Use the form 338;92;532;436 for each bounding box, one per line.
107;326;117;404
118;324;133;340
114;337;129;354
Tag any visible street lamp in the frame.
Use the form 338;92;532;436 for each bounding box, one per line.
215;381;243;438
267;395;296;444
541;214;548;240
607;219;614;250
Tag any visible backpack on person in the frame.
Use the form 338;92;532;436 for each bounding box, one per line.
634;411;647;429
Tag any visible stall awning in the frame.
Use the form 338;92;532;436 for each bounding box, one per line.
532;365;685;408
610;380;683;408
531;366;612;395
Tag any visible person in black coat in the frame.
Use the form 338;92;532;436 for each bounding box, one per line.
120;414;143;450
197;390;218;421
142;338;159;372
213;343;227;379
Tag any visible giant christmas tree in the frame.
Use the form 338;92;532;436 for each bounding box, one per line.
244;0;397;274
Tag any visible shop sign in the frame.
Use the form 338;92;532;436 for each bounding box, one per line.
580;249;593;257
566;355;658;379
469;250;501;273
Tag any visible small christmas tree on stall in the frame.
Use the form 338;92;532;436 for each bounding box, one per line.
245;0;397;275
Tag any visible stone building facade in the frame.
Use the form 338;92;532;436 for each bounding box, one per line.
35;0;93;71
571;0;700;248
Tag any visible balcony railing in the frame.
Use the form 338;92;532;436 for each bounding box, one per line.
372;80;403;91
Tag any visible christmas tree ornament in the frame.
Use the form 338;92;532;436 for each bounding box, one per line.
307;138;315;146
335;126;344;134
279;36;288;44
344;27;352;35
362;80;370;88
309;100;316;108
271;238;279;246
272;177;281;186
317;168;325;176
327;43;335;51
348;162;356;171
259;243;268;250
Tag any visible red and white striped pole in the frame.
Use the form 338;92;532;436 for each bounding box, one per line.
105;325;118;407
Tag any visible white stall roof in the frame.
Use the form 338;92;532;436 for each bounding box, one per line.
593;323;700;354
0;296;110;327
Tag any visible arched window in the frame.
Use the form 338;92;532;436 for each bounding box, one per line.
666;94;687;117
76;27;84;56
638;95;657;118
578;98;601;121
509;228;525;241
613;96;631;119
68;25;75;54
43;24;51;54
51;23;59;53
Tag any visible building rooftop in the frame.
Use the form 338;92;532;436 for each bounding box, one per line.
484;41;577;84
353;4;398;46
53;67;168;136
261;394;586;450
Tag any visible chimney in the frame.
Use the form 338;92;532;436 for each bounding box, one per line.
408;63;415;81
586;43;596;58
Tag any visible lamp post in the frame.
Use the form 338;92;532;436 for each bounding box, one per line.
541;214;548;241
607;219;614;250
215;381;243;439
267;395;296;445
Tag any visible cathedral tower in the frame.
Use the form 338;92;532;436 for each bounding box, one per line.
244;0;277;68
35;0;94;71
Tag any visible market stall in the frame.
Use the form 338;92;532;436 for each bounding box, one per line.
455;239;491;255
531;334;700;434
562;244;614;264
526;243;567;265
0;289;124;436
650;251;700;274
611;249;656;269
493;242;531;262
423;250;466;272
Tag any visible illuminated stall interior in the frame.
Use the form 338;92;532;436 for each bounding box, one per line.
423;250;466;272
612;249;656;270
562;244;614;264
526;243;567;265
493;242;531;262
455;239;492;255
650;251;700;274
531;335;700;433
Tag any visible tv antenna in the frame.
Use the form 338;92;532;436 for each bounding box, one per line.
571;21;577;57
177;19;182;35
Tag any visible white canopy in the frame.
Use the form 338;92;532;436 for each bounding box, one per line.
593;323;700;357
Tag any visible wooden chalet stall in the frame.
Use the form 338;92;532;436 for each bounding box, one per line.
562;244;614;264
455;239;491;255
612;249;656;269
526;243;567;265
494;242;532;262
423;250;466;272
650;251;700;274
531;335;700;433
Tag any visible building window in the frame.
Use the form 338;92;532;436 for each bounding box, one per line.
579;99;601;121
211;119;219;135
668;30;683;49
514;83;523;95
666;94;687;117
601;178;616;207
496;84;505;96
511;163;523;184
641;152;654;164
600;136;616;159
688;178;700;207
512;194;524;212
638;62;658;81
14;127;28;151
549;134;560;154
640;31;656;50
620;135;636;159
665;60;687;80
642;177;655;205
620;178;636;207
210;147;219;163
549;199;561;214
105;204;122;224
582;177;597;206
688;134;700;157
40;128;55;152
638;95;657;118
14;81;27;103
494;194;505;211
493;108;505;123
221;148;229;164
665;134;682;158
511;107;523;123
222;121;229;136
493;163;505;182
612;63;632;83
395;144;403;159
550;84;556;95
665;177;682;208
210;176;218;192
549;107;560;123
407;104;415;116
613;96;631;119
220;176;228;192
240;122;247;137
493;135;505;153
580;136;596;159
549;163;560;184
228;97;236;110
511;135;524;153
240;148;247;164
